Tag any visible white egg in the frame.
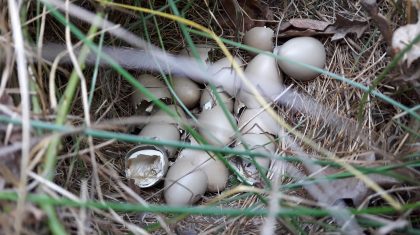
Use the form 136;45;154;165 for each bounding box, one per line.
172;77;201;109
238;108;281;136
179;44;212;66
243;27;274;52
151;105;186;126
131;74;171;108
200;86;234;111
164;158;208;206
198;106;236;146
139;123;180;157
235;133;276;169
275;37;326;81
178;144;229;192
125;145;169;188
240;54;283;108
207;57;244;97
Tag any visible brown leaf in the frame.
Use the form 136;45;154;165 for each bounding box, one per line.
220;0;273;31
289;18;330;31
319;152;399;207
324;15;369;41
362;0;393;47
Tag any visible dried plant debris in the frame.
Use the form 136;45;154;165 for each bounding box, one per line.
277;15;369;41
392;14;420;67
361;0;393;47
311;152;399;207
220;0;273;31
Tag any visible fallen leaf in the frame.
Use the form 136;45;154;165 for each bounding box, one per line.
325;15;369;41
289;18;330;31
362;0;393;47
277;15;368;40
392;18;420;67
220;0;273;31
316;152;399;207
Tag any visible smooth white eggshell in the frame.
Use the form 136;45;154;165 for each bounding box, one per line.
240;54;283;108
207;57;244;96
151;105;186;125
235;133;276;169
198;106;236;146
179;44;212;67
238;108;281;136
164;158;207;206
275;37;326;81
179;147;229;192
139;124;180;157
243;27;274;52
172;77;201;109
200;86;234;112
131;75;171;107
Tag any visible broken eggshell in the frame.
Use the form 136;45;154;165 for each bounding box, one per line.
164;158;208;206
231;133;276;185
239;53;283;108
200;86;234;112
178;141;229;192
274;37;326;81
198;105;236;146
238;108;281;136
139;123;180;157
125;145;169;188
172;77;201;109
131;74;171;113
243;26;274;52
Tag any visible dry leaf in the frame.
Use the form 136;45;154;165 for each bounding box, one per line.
277;15;368;40
392;17;420;67
220;0;273;31
318;152;399;207
362;0;393;47
325;15;369;41
289;18;330;31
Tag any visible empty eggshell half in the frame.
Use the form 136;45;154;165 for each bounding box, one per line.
275;37;326;81
178;141;229;192
131;74;171;108
243;27;274;52
172;77;201;109
240;54;283;108
164;158;208;206
200;86;234;112
125;145;169;188
139;123;180;157
238;108;281;136
198;106;236;146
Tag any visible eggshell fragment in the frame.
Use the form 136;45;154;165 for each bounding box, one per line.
275;37;326;81
179;145;229;192
125;145;169;188
240;54;283;108
164;158;208;206
139;124;180;157
243;27;274;52
172;77;201;109
200;86;234;112
238;108;281;136
198;106;236;146
131;74;170;108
